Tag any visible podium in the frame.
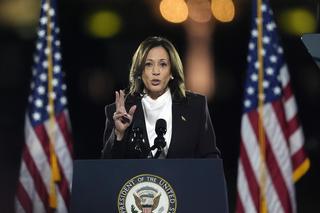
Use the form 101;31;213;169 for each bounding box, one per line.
70;159;229;213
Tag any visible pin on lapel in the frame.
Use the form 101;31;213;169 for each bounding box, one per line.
181;115;186;121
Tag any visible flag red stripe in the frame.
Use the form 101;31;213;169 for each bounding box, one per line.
17;181;33;213
265;139;293;213
273;100;305;161
272;101;289;140
287;115;300;137
239;141;260;211
248;110;293;213
56;112;73;155
34;125;51;162
272;99;304;158
57;160;71;210
272;100;301;143
236;192;245;213
291;148;307;170
35;123;71;210
276;84;301;137
34;114;72;163
282;83;292;102
23;148;50;213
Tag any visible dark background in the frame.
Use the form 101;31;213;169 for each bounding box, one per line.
0;0;320;212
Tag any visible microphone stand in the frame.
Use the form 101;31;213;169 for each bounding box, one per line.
152;136;166;159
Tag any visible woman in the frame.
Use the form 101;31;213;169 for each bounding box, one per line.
101;36;220;159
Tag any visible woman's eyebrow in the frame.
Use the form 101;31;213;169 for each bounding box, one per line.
145;58;169;62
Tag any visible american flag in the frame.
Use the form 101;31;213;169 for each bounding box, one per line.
15;0;73;212
236;0;309;212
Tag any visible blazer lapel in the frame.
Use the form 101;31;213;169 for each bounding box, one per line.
167;100;186;157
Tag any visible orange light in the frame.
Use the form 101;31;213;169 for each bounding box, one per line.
160;0;188;23
211;0;235;22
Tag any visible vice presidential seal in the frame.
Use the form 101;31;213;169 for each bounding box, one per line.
118;174;177;213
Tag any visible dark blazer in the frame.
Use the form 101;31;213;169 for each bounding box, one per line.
101;91;220;159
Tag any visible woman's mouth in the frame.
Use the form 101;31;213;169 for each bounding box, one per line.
151;79;160;86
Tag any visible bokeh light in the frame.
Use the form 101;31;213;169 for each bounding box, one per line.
160;0;189;23
85;10;122;38
187;0;212;23
279;8;316;36
0;0;39;38
0;0;39;26
79;69;114;104
211;0;235;22
184;20;215;97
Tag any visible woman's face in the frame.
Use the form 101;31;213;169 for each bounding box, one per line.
142;46;172;99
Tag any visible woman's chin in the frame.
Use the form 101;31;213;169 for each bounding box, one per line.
146;89;166;99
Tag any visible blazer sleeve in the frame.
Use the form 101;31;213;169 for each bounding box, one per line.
195;96;221;158
101;105;127;159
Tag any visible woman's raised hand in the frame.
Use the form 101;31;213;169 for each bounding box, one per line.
113;90;136;140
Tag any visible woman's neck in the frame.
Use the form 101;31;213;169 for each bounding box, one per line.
146;88;169;100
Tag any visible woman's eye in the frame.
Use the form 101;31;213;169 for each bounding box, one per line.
160;62;167;67
145;62;152;67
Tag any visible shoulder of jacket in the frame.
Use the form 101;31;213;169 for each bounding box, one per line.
185;91;206;102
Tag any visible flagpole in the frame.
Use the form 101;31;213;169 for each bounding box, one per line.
256;0;267;212
45;0;61;209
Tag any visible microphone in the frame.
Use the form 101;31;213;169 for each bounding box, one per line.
155;119;167;137
150;119;167;158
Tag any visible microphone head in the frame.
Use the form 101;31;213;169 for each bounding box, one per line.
155;119;167;135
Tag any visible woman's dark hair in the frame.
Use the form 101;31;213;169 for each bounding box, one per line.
128;36;185;99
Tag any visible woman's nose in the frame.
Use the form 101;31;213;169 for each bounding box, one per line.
152;65;160;75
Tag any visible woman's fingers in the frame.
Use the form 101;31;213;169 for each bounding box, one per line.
115;90;126;113
128;105;137;116
115;91;120;110
113;111;125;120
119;90;125;109
113;90;135;129
120;116;130;124
113;111;131;125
